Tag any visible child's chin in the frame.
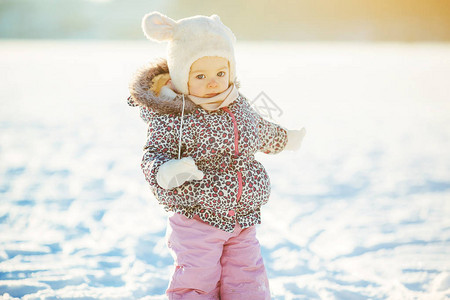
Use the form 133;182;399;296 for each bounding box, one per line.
205;93;220;97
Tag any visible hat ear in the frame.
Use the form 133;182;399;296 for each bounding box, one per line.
210;14;236;44
142;12;176;42
211;14;221;22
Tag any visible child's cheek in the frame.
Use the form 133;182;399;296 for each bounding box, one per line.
189;82;204;97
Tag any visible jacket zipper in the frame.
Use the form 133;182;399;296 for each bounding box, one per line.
222;107;243;203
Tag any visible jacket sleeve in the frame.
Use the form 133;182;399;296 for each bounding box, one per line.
256;114;288;154
243;98;288;154
141;112;179;196
140;109;197;207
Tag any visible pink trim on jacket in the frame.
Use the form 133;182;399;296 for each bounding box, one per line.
222;107;243;204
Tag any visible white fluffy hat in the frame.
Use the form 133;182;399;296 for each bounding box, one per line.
142;12;237;95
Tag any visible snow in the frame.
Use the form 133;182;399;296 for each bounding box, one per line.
0;40;449;299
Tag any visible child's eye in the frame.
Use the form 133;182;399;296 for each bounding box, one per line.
217;71;226;77
196;74;206;79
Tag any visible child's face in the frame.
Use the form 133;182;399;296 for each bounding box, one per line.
188;56;230;98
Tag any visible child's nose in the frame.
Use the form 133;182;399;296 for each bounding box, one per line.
208;79;218;88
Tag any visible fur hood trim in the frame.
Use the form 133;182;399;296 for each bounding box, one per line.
128;58;199;115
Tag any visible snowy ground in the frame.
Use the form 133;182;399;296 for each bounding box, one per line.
0;40;449;299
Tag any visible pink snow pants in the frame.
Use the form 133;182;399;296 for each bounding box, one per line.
166;213;271;300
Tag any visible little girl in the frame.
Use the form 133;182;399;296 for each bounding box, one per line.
128;12;305;299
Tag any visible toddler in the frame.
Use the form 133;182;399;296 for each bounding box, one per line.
128;12;305;299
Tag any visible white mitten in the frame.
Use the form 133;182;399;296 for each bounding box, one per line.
284;128;306;151
156;157;204;189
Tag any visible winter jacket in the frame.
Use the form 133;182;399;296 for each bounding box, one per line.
128;59;288;232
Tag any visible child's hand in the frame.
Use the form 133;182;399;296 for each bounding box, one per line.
284;128;306;151
156;157;204;189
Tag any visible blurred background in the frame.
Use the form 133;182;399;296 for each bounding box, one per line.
1;0;450;41
1;1;450;299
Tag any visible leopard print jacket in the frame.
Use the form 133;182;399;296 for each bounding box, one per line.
128;59;288;232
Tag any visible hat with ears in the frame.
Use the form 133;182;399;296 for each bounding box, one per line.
142;12;237;95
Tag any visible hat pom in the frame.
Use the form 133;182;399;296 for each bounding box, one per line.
142;12;176;42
